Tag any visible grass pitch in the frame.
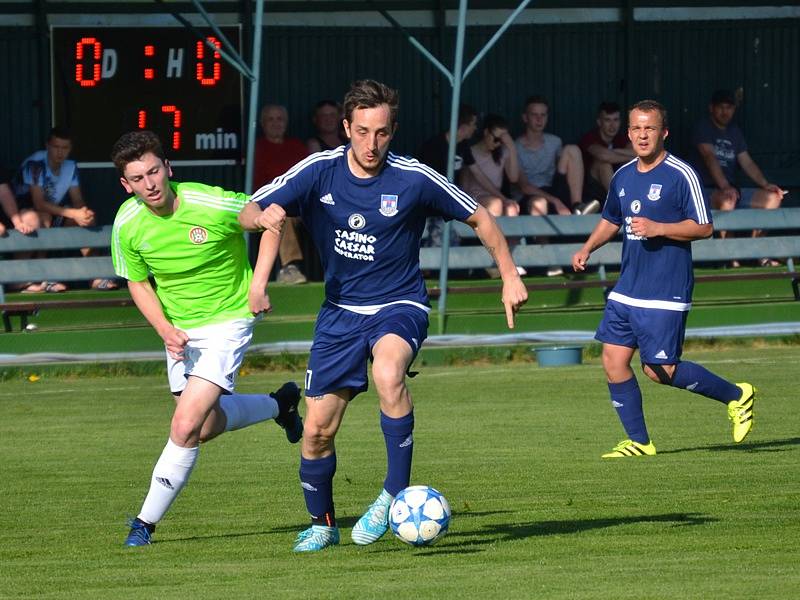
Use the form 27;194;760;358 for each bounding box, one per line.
1;346;799;599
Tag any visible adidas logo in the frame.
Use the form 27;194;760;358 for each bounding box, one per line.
319;193;335;205
399;435;413;448
619;188;626;197
611;400;624;408
655;350;668;360
686;382;698;391
155;477;174;490
301;481;318;492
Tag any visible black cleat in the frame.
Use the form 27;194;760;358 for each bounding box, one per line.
272;381;303;443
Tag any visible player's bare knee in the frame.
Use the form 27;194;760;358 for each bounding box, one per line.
642;362;675;385
170;415;203;446
302;425;334;454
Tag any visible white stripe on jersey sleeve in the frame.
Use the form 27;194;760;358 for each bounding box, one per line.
250;147;344;205
111;200;144;280
181;191;245;213
665;154;709;224
387;153;478;214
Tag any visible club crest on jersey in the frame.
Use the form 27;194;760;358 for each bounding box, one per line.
189;226;208;244
630;200;642;214
348;213;366;230
379;194;399;217
647;184;662;201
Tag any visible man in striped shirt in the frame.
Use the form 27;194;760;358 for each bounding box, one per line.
110;130;302;547
572;100;756;458
239;79;528;551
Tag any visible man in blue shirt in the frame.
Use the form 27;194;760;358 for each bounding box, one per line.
692;89;784;213
572;99;756;458
240;79;528;551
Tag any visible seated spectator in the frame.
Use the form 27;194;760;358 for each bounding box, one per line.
514;95;590;216
418;103;478;247
13;127;115;292
460;113;521;218
0;167;39;236
306;99;347;153
692;89;786;265
579;101;635;203
253;104;310;284
459;114;526;277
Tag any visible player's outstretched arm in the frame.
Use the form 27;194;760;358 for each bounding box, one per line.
464;205;528;328
572;218;621;272
249;225;282;316
128;279;188;359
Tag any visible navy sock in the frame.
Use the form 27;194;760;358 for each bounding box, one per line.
608;377;649;444
380;410;414;497
672;361;741;404
299;454;337;527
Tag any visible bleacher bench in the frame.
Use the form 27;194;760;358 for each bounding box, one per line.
420;208;800;301
0;225;132;331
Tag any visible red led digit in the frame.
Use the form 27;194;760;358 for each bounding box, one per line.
138;110;147;129
196;37;221;86
162;105;182;150
75;37;102;87
143;45;155;80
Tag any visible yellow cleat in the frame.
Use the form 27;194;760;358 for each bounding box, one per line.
728;383;756;443
601;439;656;458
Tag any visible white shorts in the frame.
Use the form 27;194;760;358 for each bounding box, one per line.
166;316;259;394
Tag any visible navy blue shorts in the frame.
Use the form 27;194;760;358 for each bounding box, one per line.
595;299;687;363
304;302;429;400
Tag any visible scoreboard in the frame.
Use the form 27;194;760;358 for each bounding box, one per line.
51;26;242;166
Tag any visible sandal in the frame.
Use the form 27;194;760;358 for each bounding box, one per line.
91;278;119;290
759;258;781;267
44;282;67;293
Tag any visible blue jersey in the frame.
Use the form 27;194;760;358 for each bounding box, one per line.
252;145;477;311
603;153;711;310
13;150;80;208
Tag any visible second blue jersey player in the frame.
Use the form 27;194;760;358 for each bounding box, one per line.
239;80;528;551
572;99;756;458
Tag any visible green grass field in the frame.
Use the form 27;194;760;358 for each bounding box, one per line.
2;346;798;599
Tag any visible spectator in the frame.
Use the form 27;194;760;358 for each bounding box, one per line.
0;167;39;236
460;113;521;218
692;89;786;265
514;95;590;216
13;127;115;292
253;104;310;284
459;114;527;277
418;103;478;247
306;99;347;153
579;101;636;202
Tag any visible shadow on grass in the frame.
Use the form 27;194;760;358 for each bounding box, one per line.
366;512;715;557
659;436;800;455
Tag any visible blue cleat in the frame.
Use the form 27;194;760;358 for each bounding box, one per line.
272;381;303;444
124;517;155;547
351;489;393;545
293;525;340;552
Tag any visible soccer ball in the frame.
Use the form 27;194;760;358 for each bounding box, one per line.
389;485;451;546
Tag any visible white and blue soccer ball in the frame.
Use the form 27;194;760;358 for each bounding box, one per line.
389;485;451;546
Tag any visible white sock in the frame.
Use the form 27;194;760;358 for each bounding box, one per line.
138;439;199;525
219;393;279;431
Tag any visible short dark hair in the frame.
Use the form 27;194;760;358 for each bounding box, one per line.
482;113;509;133
314;99;340;112
110;130;167;175
47;126;72;142
629;99;668;129
711;89;736;106
597;101;621;116
523;95;549;111
343;79;399;126
458;104;478;127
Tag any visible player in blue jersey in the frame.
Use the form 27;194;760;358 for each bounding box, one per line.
572;100;756;458
240;79;528;551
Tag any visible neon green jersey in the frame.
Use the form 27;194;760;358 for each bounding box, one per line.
111;181;252;329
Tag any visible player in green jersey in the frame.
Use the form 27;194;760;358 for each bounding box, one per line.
110;130;303;547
